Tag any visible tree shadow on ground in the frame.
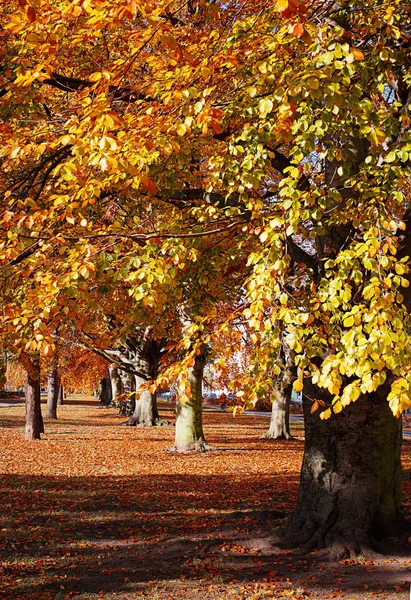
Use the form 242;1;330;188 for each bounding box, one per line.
1;473;410;600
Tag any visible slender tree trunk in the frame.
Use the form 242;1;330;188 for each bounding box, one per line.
287;381;405;559
58;384;64;405
25;358;43;440
109;366;123;406
264;345;294;440
118;370;135;415
265;387;293;440
46;367;60;419
99;377;112;404
171;353;209;452
0;355;6;390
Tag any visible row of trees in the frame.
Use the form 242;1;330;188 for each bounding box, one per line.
1;0;410;558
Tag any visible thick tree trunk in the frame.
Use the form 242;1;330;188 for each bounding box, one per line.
287;382;405;559
46;367;60;419
122;338;168;426
171;353;209;452
25;359;43;440
124;375;159;426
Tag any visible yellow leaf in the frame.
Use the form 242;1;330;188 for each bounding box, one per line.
343;315;354;328
79;265;89;279
259;98;273;117
293;380;303;392
176;123;187;136
89;72;102;82
320;408;332;420
276;0;289;11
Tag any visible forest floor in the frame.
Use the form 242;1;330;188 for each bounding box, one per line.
0;395;410;600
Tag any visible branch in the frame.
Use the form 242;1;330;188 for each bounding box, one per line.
1;242;41;268
54;334;150;380
42;72;155;103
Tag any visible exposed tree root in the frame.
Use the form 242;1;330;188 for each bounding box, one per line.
261;432;295;441
167;440;213;453
153;417;172;427
120;416;171;427
287;518;409;561
118;407;134;417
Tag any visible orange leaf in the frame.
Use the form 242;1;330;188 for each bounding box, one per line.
292;22;304;38
352;48;365;61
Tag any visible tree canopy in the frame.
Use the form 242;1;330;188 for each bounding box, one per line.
1;0;410;417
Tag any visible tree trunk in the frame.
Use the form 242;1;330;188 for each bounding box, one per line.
109;366;123;406
117;370;135;415
171;353;209;452
58;384;64;405
122;338;168;427
286;382;405;559
99;377;112;404
264;346;294;440
265;387;293;440
46;367;60;419
124;375;159;426
25;359;43;440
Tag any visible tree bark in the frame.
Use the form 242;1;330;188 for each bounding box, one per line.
171;353;209;452
99;377;112;404
123;339;167;426
265;387;293;440
109;365;123;406
123;375;159;426
117;369;135;415
58;384;64;405
46;367;60;419
25;358;43;440
264;346;294;440
287;382;405;559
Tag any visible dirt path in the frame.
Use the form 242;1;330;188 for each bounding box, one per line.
0;396;410;600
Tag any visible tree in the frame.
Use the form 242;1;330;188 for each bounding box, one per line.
263;344;295;440
1;0;410;555
46;363;60;419
21;354;44;440
122;336;167;427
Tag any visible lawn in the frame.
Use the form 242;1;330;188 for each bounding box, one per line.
0;396;410;600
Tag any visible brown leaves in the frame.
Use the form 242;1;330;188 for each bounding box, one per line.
0;396;411;598
27;6;36;22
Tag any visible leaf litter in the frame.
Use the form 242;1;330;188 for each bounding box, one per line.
0;395;410;600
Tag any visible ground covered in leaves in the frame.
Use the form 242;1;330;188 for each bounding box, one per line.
0;396;410;600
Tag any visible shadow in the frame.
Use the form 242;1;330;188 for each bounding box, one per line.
0;473;410;599
61;398;101;407
0;416;25;429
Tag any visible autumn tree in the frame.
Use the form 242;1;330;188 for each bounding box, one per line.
1;0;411;556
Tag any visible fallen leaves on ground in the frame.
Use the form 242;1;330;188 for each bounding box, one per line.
0;396;410;600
